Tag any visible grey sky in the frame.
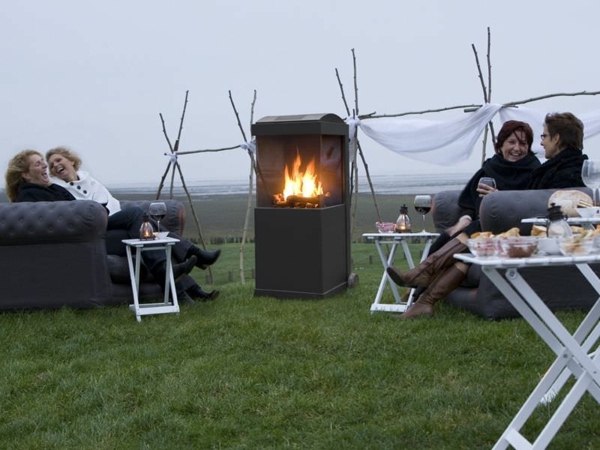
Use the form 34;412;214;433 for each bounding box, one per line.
2;0;600;186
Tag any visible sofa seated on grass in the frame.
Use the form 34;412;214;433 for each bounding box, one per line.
432;188;599;320
0;199;185;310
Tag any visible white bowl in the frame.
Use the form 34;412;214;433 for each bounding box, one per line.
576;207;600;218
537;237;562;255
153;231;170;239
376;222;396;233
467;238;499;257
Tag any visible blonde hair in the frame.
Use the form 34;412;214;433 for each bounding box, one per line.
46;146;82;171
5;150;43;202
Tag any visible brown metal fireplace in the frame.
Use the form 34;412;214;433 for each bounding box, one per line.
252;113;350;299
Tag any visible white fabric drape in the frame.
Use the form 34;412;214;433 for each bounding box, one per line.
354;103;600;165
356;103;503;165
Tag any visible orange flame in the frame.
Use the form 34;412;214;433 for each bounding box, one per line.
282;152;323;199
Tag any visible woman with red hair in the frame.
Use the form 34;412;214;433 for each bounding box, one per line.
387;120;541;319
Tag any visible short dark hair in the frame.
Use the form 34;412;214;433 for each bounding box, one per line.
494;120;534;155
545;112;584;150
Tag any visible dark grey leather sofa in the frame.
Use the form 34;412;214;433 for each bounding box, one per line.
432;188;598;320
0;199;185;310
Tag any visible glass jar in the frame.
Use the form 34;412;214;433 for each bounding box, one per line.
395;204;411;233
546;203;572;237
139;213;155;240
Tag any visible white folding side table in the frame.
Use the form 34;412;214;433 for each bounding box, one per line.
122;237;180;322
455;252;600;449
363;232;439;313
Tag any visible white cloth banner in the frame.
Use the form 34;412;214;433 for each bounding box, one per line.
356;103;503;165
356;103;600;165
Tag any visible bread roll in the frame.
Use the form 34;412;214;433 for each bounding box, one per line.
531;225;547;237
548;190;593;217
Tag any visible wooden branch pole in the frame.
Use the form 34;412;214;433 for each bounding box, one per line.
177;145;240;155
352;48;359;117
156;91;212;281
156;112;175;199
336;56;383;224
228;90;271;198
472;42;491;165
362;104;481;120
228;90;258;284
335;68;351;115
485;27;496;142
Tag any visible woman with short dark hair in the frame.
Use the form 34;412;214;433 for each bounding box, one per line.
528;112;587;189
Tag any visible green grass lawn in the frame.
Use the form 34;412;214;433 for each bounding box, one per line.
0;242;598;449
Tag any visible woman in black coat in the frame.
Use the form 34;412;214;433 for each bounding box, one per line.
529;111;587;189
387;120;541;319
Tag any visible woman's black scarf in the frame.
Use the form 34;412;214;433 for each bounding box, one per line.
458;152;541;218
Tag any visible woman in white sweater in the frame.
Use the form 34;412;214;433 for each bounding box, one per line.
46;146;220;302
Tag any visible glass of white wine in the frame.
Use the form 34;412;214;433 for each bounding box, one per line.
414;194;432;233
581;160;600;206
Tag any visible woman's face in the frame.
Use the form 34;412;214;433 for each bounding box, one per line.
540;124;561;159
22;154;50;186
499;130;530;162
48;153;77;181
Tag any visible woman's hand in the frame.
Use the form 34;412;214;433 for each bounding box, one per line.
477;184;497;197
446;217;472;237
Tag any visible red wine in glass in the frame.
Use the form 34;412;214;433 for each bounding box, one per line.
414;195;432;232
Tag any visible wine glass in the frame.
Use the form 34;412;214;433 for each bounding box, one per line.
414;195;432;232
478;177;496;190
581;160;600;206
148;202;167;232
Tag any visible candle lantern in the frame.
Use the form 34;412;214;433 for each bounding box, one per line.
139;213;155;240
395;204;412;233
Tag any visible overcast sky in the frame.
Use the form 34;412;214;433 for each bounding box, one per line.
2;0;600;187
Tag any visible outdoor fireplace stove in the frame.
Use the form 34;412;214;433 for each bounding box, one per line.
252;113;350;299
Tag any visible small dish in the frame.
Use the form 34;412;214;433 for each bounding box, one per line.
153;231;170;239
376;222;396;233
537;237;561;255
467;237;498;257
558;235;594;256
500;236;538;258
576;207;600;219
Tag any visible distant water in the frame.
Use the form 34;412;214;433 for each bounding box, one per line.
108;173;471;197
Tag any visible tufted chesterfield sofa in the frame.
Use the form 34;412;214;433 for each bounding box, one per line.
432;188;599;320
0;199;185;310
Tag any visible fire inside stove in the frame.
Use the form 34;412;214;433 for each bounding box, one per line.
272;151;330;208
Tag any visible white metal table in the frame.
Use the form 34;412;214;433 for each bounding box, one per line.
123;237;181;322
522;217;600;226
363;232;439;313
455;252;600;449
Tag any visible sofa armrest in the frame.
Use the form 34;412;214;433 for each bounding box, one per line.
0;200;112;309
120;200;185;235
432;190;462;233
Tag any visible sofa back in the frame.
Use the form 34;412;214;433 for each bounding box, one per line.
433;187;593;235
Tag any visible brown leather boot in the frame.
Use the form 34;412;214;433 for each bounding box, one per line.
386;238;467;288
398;265;466;319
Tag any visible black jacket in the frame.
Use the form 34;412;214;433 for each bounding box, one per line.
458;152;541;219
527;148;588;190
16;183;76;203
